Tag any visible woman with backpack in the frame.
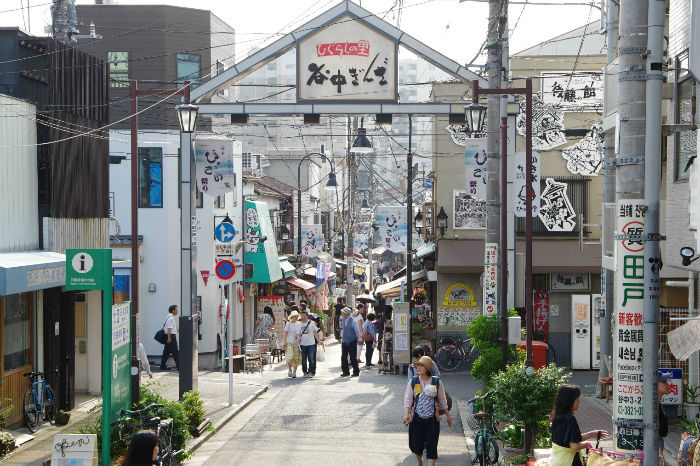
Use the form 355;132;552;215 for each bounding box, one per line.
403;356;452;465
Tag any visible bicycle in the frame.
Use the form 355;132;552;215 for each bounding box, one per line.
23;370;58;433
434;336;479;372
467;390;500;466
111;403;177;466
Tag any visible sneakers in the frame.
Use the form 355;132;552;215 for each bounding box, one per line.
340;373;351;377
288;369;292;377
351;373;360;377
303;373;310;378
367;363;375;367
292;373;297;378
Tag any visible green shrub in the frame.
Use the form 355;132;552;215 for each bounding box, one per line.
467;310;521;383
0;431;16;457
471;347;505;383
181;390;206;433
500;423;524;449
510;453;530;464
139;385;191;460
0;397;12;430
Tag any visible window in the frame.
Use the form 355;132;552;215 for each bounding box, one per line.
675;51;696;181
267;62;277;71
108;51;128;88
4;294;31;371
138;147;163;208
516;177;589;235
177;54;200;88
215;195;225;209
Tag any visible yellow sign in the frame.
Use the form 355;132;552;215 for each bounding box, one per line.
442;283;477;307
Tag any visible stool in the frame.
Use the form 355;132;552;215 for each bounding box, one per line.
271;348;285;363
598;378;613;402
224;355;245;373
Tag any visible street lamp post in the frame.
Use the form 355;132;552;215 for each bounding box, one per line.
296;152;338;260
175;91;199;399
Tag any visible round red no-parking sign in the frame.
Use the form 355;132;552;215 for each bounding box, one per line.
215;259;236;280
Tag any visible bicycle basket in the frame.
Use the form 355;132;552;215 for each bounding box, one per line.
467;413;481;431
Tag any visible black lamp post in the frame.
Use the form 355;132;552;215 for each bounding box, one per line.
297;152;337;261
176;103;199;133
436;207;448;238
414;210;423;236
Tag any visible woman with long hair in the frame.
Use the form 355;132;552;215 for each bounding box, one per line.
253;305;276;342
122;430;158;466
550;384;608;466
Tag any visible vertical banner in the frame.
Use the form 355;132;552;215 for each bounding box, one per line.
195;139;235;197
316;261;332;286
613;199;645;451
244;200;282;283
514;151;541;218
483;244;498;315
377;206;407;253
300;224;323;257
464;138;488;200
533;291;549;341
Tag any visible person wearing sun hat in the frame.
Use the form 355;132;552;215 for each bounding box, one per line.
339;306;360;377
403;356;451;465
283;310;302;378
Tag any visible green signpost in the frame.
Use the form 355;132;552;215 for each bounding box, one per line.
66;249;131;466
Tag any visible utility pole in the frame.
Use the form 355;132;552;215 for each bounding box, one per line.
346;117;357;308
613;0;648;455
498;3;509;368
407;116;413;339
642;0;664;461
484;0;502;321
599;0;618;385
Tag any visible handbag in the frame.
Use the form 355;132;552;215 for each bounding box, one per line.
316;345;326;362
154;317;169;345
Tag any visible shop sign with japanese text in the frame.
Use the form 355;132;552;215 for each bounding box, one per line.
195;139;235;197
659;369;683;405
613;199;646;451
300;224;323;257
464;138;487;201
377;206;407;253
514;151;540;217
483;244;497;315
541;72;603;109
533;291;549;341
296;15;397;102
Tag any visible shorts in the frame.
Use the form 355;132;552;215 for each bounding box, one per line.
408;415;440;460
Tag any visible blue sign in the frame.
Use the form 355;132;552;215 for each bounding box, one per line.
215;221;236;243
215;260;236;281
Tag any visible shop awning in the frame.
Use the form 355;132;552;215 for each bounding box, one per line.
415;242;436;259
301;266;337;280
0;250;66;296
285;276;316;291
279;259;296;278
437;240;485;273
375;270;428;298
371;246;387;256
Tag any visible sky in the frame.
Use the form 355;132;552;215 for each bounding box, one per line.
1;0;602;67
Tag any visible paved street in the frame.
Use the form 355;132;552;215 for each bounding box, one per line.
185;340;478;466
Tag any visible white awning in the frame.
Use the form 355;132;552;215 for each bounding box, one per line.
375;270;428;297
0;250;66;296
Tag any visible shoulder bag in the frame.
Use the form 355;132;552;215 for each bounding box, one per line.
154;317;169;345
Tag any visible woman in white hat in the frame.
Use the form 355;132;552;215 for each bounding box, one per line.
283;310;302;378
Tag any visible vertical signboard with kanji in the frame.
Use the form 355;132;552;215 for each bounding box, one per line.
300;224;323;257
483;244;498;315
514;151;540;218
296;14;397;102
533;291;549;341
464;138;487;201
377;206;407;253
613;199;645;451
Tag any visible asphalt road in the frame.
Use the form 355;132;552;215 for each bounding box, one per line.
184;339;480;466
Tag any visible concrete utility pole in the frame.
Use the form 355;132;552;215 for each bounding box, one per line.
498;3;509;367
642;0;664;461
613;0;648;455
346;117;357;308
599;0;619;384
485;0;502;319
407;116;413;338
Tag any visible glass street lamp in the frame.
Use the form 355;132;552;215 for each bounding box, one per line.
361;198;370;209
326;171;338;191
351;127;373;153
414;210;423;236
464;102;487;134
279;225;290;241
437;206;448;238
176;103;199;133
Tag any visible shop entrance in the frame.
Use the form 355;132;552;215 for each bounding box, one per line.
0;294;34;426
43;288;76;411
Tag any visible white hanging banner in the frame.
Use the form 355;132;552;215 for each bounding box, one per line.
376;206;407;253
300;224;323;257
483;243;498;316
538;178;576;232
296;14;397;102
195;139;235;197
561;124;604;176
464;138;488;201
514;151;541;218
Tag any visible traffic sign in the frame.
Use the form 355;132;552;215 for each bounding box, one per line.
215;260;236;281
215;220;236;243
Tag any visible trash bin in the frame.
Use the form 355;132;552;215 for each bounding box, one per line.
517;340;548;370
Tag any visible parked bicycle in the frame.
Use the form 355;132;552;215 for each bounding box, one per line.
23;370;58;433
434;336;479;372
467;390;500;466
111;404;177;466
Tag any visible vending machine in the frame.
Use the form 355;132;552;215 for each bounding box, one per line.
591;294;601;369
571;295;591;369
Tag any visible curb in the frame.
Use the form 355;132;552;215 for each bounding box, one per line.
185;384;269;455
457;400;475;464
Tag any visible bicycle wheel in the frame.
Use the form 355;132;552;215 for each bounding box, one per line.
436;347;462;372
157;420;174;466
23;390;40;433
44;385;56;425
464;345;480;372
485;437;499;465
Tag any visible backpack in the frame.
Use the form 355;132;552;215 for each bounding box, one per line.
411;375;441;421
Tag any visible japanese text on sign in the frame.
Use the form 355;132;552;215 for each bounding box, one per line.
514;151;540;217
464;138;487;201
483;244;498;316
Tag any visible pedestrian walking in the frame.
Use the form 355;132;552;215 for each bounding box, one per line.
550;384;608;466
333;297;344;340
159;305;180;371
362;313;377;367
298;309;318;378
403;356;451;465
254;305;276;342
339;306;360;377
284;310;302;378
658;371;671;463
407;346;440;380
315;314;325;369
352;308;364;363
121;430;159;466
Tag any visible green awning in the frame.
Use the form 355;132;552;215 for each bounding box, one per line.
280;259;295;278
415;242;436;259
244;200;282;283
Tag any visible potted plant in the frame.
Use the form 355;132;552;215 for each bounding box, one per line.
685;384;700;419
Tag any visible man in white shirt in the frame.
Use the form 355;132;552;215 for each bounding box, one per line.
298;310;319;377
159;305;180;371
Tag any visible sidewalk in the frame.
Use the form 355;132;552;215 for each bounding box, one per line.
2;369;268;465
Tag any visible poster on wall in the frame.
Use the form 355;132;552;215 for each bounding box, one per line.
613;199;645;451
514;151;541;218
561;124;604;176
550;273;590;291
453;190;486;229
483;244;498;315
393;302;410;364
464;138;488;200
300;224;323;257
296;15;397;102
377;206;407;253
195;139;235;197
538;178;577;232
516;95;567;151
437;308;481;326
533;291;549;341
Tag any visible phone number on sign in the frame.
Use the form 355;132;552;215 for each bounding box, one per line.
617;405;643;416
